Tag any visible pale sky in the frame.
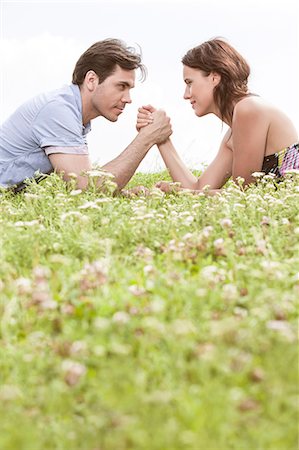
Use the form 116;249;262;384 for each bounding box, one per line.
0;0;298;172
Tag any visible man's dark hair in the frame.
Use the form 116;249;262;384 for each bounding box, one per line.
72;38;146;85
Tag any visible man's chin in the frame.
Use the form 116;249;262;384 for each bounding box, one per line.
105;114;118;122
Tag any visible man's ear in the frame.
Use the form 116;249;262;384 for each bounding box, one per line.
85;70;99;91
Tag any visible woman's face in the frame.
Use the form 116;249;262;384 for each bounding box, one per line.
183;65;220;117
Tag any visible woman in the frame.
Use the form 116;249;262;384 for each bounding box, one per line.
137;38;298;193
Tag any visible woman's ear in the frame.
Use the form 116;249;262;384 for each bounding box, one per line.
211;72;221;87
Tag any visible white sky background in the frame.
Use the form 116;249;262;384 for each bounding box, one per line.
0;0;298;172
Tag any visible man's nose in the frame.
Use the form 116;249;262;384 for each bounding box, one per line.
122;92;132;104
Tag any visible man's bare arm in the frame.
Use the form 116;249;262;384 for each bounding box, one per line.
49;110;172;191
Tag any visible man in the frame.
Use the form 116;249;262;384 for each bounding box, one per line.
0;39;172;191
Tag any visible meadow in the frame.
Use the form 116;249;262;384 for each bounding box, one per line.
0;170;298;450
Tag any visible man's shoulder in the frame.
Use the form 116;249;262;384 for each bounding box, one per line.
33;84;82;121
39;84;80;109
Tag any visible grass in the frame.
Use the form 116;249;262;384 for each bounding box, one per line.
0;170;298;450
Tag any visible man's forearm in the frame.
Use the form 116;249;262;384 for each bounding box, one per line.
158;139;198;189
102;133;153;190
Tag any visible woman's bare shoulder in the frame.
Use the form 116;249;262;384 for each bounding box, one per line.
234;96;271;114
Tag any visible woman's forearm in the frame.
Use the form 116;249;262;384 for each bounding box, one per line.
157;139;198;189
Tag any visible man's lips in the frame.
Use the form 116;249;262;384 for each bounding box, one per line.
115;106;125;113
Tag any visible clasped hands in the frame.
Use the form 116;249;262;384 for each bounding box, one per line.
121;105;179;196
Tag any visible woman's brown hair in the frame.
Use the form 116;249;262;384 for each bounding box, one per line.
182;38;251;123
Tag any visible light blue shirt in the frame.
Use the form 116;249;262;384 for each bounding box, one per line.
0;84;91;188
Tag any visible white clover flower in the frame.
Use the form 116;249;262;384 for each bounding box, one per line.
24;193;39;199
14;220;39;227
214;238;224;248
93;317;110;330
128;285;146;296
62;360;87;386
112;311;130;325
86;169;114;178
61;211;84;221
222;283;238;300
260;216;271;226
200;265;218;278
252;172;265;178
69;189;82;196
172;319;196;336
202;225;213;238
143;264;154;275
15;277;32;294
0;385;22;401
185;215;194;224
109;343;131;355
149;299;165;313
94;198;111;204
78;201;101;210
182;232;193;240
67;172;78;179
220;218;232;228
142;317;166;333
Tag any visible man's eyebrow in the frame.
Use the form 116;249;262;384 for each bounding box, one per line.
118;81;135;88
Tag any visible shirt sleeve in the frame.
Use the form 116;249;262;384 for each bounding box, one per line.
32;100;88;148
44;145;89;156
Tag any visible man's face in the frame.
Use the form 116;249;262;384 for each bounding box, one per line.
92;65;135;122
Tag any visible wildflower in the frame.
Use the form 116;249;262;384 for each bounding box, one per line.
69;189;82;196
78;201;101;210
267;320;295;341
260;216;271;226
86;169;114;179
172;319;196;336
24;193;39;199
238;398;260;412
112;311;130;325
15;277;32;295
143;264;154;275
220;218;232;228
252;172;265;178
222;284;238;301
249;368;265;382
70;341;88;355
148;299;165;313
128;285;146;296
202;225;213;238
256;239;267;255
134;245;154;262
0;385;22;401
93;317;110;330
109;343;131;355
79;260;108;292
214;238;226;256
14;220;39;227
62;360;87;386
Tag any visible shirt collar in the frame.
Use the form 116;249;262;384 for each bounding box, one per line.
70;83;91;134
